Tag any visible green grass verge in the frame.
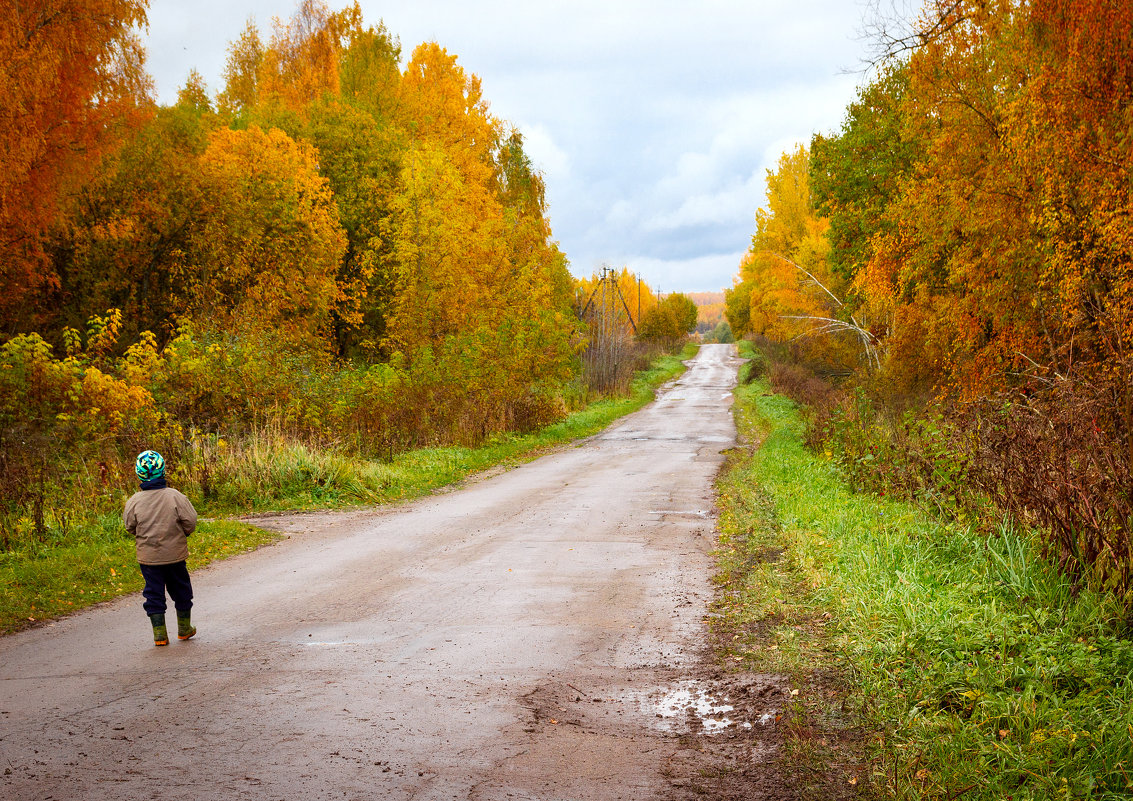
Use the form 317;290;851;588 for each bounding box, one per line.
1;344;697;634
716;372;1133;800
0;518;276;630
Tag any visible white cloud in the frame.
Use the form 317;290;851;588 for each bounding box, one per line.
605;200;637;227
514;122;570;180
642;171;762;232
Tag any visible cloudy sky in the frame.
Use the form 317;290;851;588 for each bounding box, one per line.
143;0;875;293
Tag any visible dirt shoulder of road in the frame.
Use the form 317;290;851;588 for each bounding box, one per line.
695;446;871;800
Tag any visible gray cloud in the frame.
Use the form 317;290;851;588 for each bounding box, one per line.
144;0;869;293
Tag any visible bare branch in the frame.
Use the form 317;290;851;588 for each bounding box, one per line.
769;252;844;309
1015;351;1067;382
859;0;969;68
762;251;884;371
783;314;882;372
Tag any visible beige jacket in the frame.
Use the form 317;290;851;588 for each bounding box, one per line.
123;486;198;565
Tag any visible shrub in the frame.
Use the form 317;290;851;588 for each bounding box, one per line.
957;363;1133;595
769;361;839;415
820;388;976;520
0;328;176;550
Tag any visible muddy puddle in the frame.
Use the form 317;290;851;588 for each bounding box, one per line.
626;678;780;735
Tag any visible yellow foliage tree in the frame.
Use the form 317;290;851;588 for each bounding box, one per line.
380;144;506;354
727;145;862;367
396;42;501;186
181;126;347;348
217;19;264;115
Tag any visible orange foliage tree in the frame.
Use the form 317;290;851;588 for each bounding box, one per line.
258;0;362;113
826;0;1133;398
1020;0;1133;372
0;0;151;331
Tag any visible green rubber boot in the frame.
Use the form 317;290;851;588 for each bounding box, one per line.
176;610;196;641
149;614;169;646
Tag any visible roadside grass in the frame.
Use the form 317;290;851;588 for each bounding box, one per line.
0;519;276;630
714;372;1133;800
0;344;697;634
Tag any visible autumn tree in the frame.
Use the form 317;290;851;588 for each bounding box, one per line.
258;0;363;113
379;144;504;353
338;20;401;117
56;118;347;351
726;145;860;368
50;98;215;340
723;280;752;340
1020;0;1133;370
382;45;576;420
823;0;1133;397
638;293;698;345
176;69;212;114
382;44;574;364
396;42;500;186
180;125;347;349
487;128;578;367
0;0;151;332
217;19;264;116
873;0;1043;394
296;101;405;355
215;8;407;356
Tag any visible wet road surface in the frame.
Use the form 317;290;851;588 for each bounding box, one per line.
0;344;777;800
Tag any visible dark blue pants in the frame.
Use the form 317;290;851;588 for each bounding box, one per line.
139;561;193;617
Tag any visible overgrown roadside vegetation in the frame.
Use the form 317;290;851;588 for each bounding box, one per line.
715;344;1133;800
0;344;696;635
725;1;1132;604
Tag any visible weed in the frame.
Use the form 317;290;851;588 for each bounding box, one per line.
716;372;1133;800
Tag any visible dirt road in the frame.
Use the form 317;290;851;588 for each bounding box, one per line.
1;343;789;800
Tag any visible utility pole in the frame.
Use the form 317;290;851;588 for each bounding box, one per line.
578;265;641;393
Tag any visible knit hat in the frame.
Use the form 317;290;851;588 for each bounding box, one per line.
135;450;166;482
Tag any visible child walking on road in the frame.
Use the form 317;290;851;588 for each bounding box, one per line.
123;450;198;646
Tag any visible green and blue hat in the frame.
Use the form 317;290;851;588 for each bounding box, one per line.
135;450;166;482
